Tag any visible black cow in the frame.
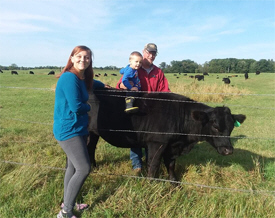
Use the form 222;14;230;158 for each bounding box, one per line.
195;75;204;81
11;70;18;75
111;73;117;76
222;78;231;84
104;73;108;76
48;70;55;75
0;69;3;73
29;71;34;74
256;71;260;75
244;72;248;80
203;72;209;76
87;89;246;181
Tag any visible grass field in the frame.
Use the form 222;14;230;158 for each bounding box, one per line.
0;69;274;218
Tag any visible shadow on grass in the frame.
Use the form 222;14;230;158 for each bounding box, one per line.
73;136;274;215
89;135;274;183
174;134;275;178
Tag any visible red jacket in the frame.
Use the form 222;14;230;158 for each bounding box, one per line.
116;65;170;92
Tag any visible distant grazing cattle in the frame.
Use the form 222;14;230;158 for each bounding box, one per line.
11;71;18;75
189;76;194;78
111;73;117;76
104;73;108;76
87;89;246;181
48;70;55;75
232;75;238;77
195;75;204;81
256;71;260;75
29;71;34;74
0;69;3;73
203;72;209;76
222;78;231;84
95;74;99;77
183;74;187;76
244;72;248;80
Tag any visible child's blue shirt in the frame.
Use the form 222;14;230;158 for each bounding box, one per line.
120;64;141;90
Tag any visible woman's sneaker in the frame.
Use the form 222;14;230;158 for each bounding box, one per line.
61;203;89;211
57;210;77;218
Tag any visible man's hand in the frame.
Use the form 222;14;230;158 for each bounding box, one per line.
119;81;134;89
131;87;138;91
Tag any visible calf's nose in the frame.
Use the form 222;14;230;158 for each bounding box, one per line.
218;146;233;155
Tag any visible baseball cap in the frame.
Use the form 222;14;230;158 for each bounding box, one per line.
144;43;158;53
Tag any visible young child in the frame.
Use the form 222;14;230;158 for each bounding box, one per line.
120;51;142;113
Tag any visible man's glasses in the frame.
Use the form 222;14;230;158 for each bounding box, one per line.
145;50;157;57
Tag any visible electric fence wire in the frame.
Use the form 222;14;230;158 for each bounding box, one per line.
1;160;274;196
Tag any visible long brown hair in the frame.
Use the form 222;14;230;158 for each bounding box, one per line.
57;45;94;91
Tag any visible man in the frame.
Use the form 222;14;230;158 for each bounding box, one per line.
116;43;170;173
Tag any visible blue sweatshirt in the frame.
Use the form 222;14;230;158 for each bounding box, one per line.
120;64;141;90
53;72;104;141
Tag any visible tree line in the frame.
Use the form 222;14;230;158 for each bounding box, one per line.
0;64;120;71
1;58;274;74
160;58;274;74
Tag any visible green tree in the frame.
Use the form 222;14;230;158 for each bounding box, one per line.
182;59;198;73
9;63;18;70
159;62;167;70
236;60;248;73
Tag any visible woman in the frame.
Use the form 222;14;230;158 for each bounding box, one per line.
54;45;94;218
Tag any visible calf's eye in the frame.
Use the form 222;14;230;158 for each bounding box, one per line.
212;125;219;132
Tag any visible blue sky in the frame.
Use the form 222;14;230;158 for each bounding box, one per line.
0;0;274;68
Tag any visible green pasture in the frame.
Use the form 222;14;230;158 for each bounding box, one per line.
0;70;274;217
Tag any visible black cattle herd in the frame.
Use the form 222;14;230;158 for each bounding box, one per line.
172;71;260;84
1;69;261;85
0;70;56;75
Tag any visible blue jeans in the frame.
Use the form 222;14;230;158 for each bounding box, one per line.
130;147;148;170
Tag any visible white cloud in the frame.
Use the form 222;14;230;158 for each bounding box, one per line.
0;21;49;33
0;12;59;22
0;12;60;33
217;28;245;35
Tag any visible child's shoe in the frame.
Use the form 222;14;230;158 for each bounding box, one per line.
125;97;139;113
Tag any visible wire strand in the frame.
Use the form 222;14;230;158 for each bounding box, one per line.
1;160;274;196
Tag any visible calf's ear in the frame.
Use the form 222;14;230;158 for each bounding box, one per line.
191;111;208;124
233;114;246;124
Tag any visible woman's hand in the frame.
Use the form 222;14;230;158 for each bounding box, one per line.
104;84;112;88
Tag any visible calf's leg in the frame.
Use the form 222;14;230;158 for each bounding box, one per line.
87;132;99;167
163;155;177;181
147;144;167;178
